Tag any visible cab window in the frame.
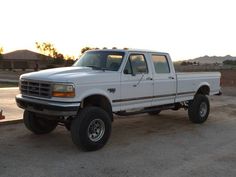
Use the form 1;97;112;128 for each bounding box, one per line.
152;55;170;73
124;54;148;75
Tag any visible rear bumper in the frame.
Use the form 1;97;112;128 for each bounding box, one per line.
15;94;80;116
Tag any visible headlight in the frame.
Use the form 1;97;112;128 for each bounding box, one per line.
52;83;75;97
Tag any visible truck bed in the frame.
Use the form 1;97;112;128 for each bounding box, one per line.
175;72;221;102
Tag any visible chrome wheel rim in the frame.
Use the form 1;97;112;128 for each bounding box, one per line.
87;119;105;142
199;102;207;117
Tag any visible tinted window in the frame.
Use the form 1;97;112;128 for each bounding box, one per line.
152;55;170;73
124;54;148;74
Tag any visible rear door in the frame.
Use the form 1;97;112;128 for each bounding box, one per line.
151;54;176;105
118;53;154;110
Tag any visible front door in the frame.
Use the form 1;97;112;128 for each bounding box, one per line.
118;53;154;110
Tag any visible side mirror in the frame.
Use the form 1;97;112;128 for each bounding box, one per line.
124;69;129;74
124;69;136;76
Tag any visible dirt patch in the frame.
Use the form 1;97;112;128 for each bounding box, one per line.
220;70;236;87
222;87;236;96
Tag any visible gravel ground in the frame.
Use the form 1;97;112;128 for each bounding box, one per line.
0;95;236;177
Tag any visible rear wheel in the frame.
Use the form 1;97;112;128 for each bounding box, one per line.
23;111;58;134
188;94;210;123
71;106;112;151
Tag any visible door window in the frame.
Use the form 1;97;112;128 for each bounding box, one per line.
152;55;170;73
124;54;148;74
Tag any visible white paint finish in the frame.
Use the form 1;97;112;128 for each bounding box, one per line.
18;49;221;113
150;53;177;106
175;94;194;103
120;52;154;110
119;98;153;111
176;72;221;102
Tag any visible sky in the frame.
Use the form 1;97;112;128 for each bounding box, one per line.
0;0;236;61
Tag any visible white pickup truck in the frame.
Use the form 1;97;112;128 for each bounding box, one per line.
16;49;221;151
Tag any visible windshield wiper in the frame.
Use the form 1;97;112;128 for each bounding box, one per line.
85;65;108;71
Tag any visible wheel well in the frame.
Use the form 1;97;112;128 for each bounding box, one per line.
81;95;113;121
196;85;210;95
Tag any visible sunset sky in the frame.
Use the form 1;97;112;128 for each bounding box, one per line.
0;0;235;60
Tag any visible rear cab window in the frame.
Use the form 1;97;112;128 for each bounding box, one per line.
151;55;170;73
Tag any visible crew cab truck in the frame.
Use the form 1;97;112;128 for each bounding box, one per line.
16;49;221;151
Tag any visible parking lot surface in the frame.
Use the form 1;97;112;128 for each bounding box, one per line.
0;95;236;177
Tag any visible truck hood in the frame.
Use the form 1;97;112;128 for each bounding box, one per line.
20;66;119;83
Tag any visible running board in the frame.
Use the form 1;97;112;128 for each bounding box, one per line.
115;104;176;116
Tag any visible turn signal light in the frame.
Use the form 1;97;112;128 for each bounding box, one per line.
52;91;75;97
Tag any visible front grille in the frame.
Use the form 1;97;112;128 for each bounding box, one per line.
20;80;52;98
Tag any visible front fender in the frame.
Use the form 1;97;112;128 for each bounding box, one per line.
77;88;112;104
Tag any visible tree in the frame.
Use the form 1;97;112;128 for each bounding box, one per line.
65;59;75;66
181;61;187;66
36;42;58;58
0;47;3;54
65;55;75;60
35;42;64;64
81;47;92;54
53;53;64;64
223;60;236;65
0;47;3;60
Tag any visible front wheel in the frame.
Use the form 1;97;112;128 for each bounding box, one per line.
23;111;58;134
71;106;112;151
188;94;210;124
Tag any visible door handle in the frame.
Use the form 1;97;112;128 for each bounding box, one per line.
168;76;175;79
146;77;153;80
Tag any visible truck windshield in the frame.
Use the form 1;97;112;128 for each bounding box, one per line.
73;51;125;71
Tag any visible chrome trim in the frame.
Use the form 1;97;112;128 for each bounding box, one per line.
20;79;52;98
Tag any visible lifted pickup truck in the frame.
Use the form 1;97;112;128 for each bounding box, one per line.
16;49;221;151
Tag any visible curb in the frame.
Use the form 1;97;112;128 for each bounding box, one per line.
0;119;23;126
0;87;19;90
0;79;19;83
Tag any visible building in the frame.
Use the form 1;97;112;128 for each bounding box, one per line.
0;50;53;70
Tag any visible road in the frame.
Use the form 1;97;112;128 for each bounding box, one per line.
0;93;236;177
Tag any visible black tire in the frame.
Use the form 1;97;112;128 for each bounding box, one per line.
65;122;71;131
23;111;58;134
71;106;112;151
188;94;210;124
148;110;161;116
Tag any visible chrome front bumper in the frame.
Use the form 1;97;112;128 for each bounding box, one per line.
15;94;80;116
